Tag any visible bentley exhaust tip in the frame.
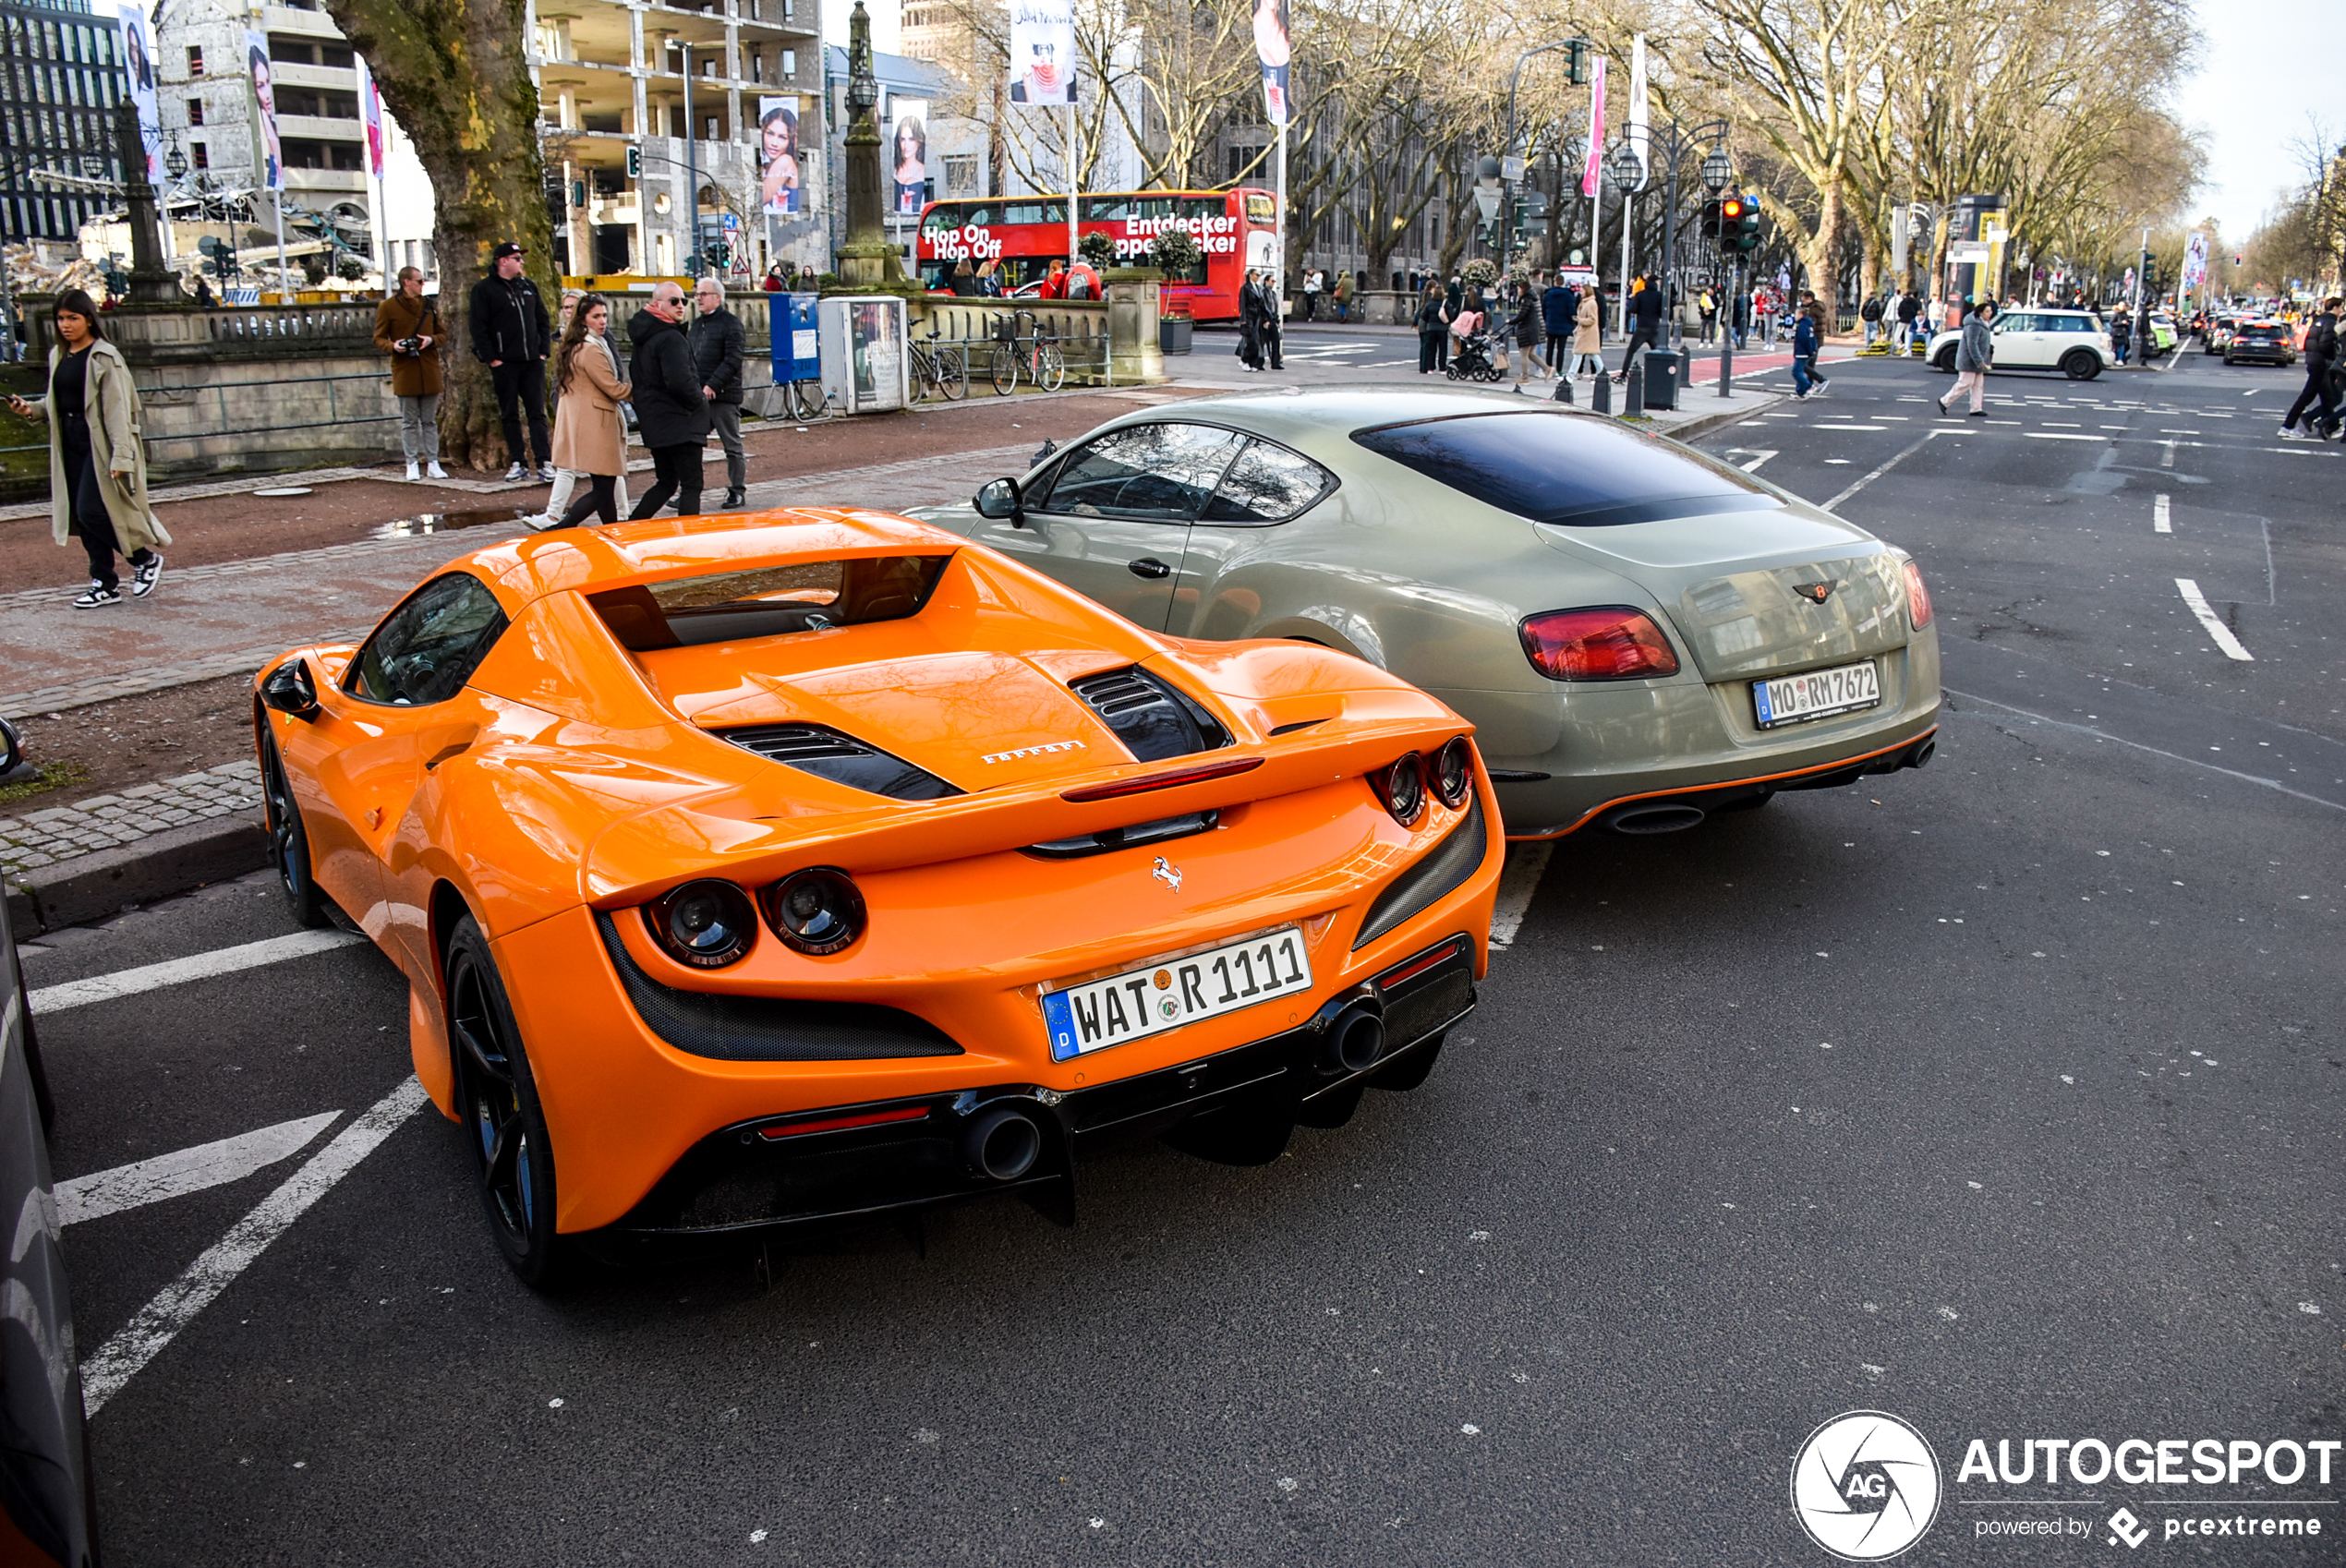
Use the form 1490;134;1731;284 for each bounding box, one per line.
1325;1005;1386;1075
1905;738;1936;770
1602;802;1707;835
964;1106;1042;1182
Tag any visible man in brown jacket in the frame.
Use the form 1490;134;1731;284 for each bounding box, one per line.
372;266;446;479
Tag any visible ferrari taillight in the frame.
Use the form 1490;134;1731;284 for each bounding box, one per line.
647;879;758;969
1902;559;1934;630
761;867;866;956
1519;608;1680;681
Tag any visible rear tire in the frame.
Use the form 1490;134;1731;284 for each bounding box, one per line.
445;915;574;1291
991;345;1019;395
1932;346;1956;372
2061;350;2099;380
259;727;329;929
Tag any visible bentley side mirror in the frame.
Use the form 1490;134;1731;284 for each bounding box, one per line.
973;476;1025;527
261;657;321;719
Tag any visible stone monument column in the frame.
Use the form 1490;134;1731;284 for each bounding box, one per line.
114;101;184;308
833;2;911;290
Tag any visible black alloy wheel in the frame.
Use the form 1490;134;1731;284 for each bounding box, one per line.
260;727;329;928
2061;350;2100;381
445;915;572;1289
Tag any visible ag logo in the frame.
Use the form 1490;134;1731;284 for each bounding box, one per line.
1791;1410;1941;1561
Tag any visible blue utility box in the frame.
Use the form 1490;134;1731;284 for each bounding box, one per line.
770;292;820;381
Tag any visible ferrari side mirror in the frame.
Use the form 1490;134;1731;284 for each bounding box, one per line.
973;476;1025;527
261;657;321;719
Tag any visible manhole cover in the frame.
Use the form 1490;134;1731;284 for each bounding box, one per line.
250;486;312;497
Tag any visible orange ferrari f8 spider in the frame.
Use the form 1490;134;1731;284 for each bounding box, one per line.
253;510;1501;1285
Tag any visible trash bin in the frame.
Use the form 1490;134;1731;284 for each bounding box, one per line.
1642;348;1680;411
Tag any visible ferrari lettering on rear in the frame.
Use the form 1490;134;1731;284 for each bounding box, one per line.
982;740;1087;765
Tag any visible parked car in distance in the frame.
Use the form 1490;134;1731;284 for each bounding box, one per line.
917;389;1941;843
2203;314;2238;355
1929;308;2112;379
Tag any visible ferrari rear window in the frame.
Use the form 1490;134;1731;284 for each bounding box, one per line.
588;556;952;651
1351;411;1781;528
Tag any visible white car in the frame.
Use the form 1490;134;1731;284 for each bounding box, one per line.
1928;308;2114;380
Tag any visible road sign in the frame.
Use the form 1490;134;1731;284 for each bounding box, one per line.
1501;157;1526;184
1947;241;1989;263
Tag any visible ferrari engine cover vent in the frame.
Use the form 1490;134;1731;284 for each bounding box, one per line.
1070;668;1232;762
719;724;962;801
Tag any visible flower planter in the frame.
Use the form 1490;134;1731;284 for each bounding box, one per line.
1159;317;1193;355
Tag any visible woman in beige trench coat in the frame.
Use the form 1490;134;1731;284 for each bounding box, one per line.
4;289;173;607
542;294;633;530
1568;293;1604;379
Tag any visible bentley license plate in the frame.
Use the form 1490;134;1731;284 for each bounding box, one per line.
1753;660;1881;728
1041;928;1313;1062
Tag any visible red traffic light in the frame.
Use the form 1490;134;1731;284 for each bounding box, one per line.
1721;197;1745;219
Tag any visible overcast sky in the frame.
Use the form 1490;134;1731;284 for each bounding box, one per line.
2167;4;2328;242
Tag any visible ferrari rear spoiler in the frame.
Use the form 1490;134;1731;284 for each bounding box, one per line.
579;700;1466;908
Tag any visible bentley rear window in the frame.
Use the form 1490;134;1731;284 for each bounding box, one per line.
1352;411;1780;528
588;555;951;650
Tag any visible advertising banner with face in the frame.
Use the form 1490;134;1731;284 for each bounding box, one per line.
758;96;803;214
245;29;284;192
1252;0;1288;127
116;3;161;181
1007;0;1074;105
888;96;930;216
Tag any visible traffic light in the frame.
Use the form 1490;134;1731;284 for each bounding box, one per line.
1699;199;1724;240
1566;39;1590;86
704;241;731;272
625;144;643;179
1732;195;1761;254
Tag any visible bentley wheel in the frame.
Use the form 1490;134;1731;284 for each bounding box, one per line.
260;728;329;929
445;915;572;1290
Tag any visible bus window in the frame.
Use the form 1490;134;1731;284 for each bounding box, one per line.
1082;195;1132;221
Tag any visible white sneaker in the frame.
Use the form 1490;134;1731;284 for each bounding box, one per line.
2277;426;2304;440
131;553;163;598
426;461;448;479
504;461;527;481
521;513;558;532
405;461;420;481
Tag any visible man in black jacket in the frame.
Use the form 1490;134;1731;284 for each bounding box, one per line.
627;283;713;518
468;241;554;481
2279;297;2340;440
688;277;748;507
1616;276;1663;380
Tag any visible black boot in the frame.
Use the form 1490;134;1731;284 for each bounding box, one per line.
721;488;746;509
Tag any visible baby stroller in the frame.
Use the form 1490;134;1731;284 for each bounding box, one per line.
1445;331;1504;383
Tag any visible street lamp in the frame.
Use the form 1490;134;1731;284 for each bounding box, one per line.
1606;142;1642;199
1493;37;1594;281
164;131;187;181
1700;148;1730;196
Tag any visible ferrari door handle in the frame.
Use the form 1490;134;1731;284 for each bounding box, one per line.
1128;557;1171;579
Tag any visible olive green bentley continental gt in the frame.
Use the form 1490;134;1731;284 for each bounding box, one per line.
917;389;1939;838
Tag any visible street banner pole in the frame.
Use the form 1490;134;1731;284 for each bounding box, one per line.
1065;100;1077;265
1256;0;1290;296
1581;57;1605;342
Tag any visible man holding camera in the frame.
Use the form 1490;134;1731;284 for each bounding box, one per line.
372;264;447;480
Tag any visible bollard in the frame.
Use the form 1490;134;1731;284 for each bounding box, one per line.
1622;356;1644;416
1552;373;1574;404
1719;333;1735;397
1591;367;1612;415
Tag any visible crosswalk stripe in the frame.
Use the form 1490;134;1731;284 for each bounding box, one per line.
58;1112;341;1226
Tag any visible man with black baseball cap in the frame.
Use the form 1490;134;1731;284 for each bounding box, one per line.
468;240;554;482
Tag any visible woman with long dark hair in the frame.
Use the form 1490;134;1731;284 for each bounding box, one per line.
892;115;927;213
4;291;171;607
759;104;800;212
542;295;633;529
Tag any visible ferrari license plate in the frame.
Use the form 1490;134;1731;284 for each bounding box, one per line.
1041;928;1313;1062
1753;659;1881;728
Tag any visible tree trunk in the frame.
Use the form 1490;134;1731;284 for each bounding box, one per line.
1799;181;1844;308
321;0;552;472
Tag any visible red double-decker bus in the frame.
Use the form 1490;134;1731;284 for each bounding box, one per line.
916;187;1278;322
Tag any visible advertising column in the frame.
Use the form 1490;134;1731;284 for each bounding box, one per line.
116;2;165;257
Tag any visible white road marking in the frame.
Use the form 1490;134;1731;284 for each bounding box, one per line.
2024;431;2106;441
58;1113;341;1226
2160;440;2177;469
1487;844;1554;950
1821;430;1936;513
1808;423;1886;431
1946;692;2337;812
2153;494;2171;534
2174;579;2253;661
79;1077;430;1417
28;930;366;1014
1729;449;1778;472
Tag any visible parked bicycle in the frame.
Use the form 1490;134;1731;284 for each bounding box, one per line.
989;311;1066;395
910;324;969;404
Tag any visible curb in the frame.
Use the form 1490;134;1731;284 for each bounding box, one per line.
1665;395;1787;442
4;812;269;936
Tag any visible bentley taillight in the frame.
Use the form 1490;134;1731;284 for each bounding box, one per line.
1519;608;1681;681
1902;559;1934;630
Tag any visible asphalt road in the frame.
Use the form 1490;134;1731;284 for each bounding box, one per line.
18;344;2343;1565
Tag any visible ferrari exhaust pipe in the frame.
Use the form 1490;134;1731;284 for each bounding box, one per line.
1324;1004;1386;1075
963;1106;1042;1182
1600;802;1707;835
